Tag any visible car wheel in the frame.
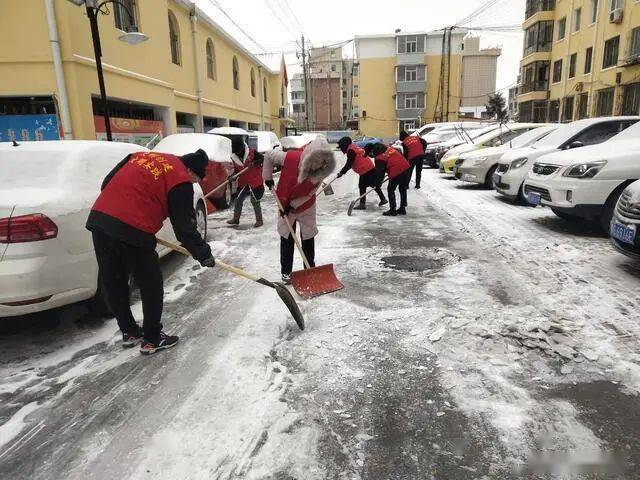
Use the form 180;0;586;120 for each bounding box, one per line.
600;186;626;233
517;182;528;205
196;201;208;242
551;208;576;221
484;165;498;189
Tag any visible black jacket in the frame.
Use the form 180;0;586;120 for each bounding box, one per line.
338;149;357;176
86;155;212;262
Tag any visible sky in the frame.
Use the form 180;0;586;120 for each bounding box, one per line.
195;0;526;95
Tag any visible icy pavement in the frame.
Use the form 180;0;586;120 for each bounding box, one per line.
2;169;640;479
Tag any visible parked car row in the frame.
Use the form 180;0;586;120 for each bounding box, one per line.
0;128;286;319
430;116;640;262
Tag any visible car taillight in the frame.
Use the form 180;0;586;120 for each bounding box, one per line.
0;214;58;243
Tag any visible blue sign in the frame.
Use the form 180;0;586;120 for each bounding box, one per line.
0;114;60;142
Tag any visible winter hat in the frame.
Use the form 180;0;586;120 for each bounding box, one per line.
181;149;209;179
337;136;352;153
299;135;336;183
399;130;409;141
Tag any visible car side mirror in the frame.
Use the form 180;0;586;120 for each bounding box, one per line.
568;141;584;149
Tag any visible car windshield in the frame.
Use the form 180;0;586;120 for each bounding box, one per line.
509;126;556;149
531;120;601;148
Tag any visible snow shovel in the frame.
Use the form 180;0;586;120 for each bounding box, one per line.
270;189;344;299
319;176;339;196
347;177;389;216
156;237;305;330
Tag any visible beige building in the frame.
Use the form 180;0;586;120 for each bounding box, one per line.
459;36;502;118
517;0;640;123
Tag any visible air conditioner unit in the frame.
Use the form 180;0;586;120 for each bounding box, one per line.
610;8;623;24
279;107;287;119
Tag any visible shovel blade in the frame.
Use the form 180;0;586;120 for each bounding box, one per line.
273;282;305;330
347;200;357;216
322;184;335;196
291;264;344;299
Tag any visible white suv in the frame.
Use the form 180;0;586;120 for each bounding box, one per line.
523;121;640;230
494;117;639;202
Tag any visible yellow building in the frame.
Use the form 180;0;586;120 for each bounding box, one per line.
354;30;501;138
518;0;640;122
0;0;288;144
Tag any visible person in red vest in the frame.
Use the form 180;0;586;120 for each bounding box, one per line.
367;143;411;216
336;136;387;211
399;130;427;189
263;136;336;284
86;149;215;355
226;138;264;228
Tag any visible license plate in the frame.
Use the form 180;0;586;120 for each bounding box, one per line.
527;192;541;206
611;221;636;244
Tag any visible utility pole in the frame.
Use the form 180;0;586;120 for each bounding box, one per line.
301;35;311;131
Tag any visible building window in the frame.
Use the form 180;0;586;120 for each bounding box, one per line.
557;17;566;40
292;103;305;113
353;64;359;76
585;47;593;73
596;87;615;116
397;35;425;54
548;99;560;122
552;59;563;83
263;78;268;101
569;53;577;78
521;61;550;93
331;64;336;72
206;39;216;80
577;93;589;119
281;84;285;106
114;0;137;32
232;56;239;90
168;11;181;65
396;65;426;82
572;8;581;32
523;21;554;56
525;0;556;19
397;93;424;109
330;49;335;58
342;90;347;98
590;0;598;23
622;83;640;115
630;28;640;58
250;68;256;97
353;85;359;97
610;0;624;12
563;96;575;121
603;36;620;68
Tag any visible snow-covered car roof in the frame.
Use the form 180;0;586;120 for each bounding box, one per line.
248;130;280;152
280;135;311;150
153;133;232;164
207;126;249;136
0;140;147;212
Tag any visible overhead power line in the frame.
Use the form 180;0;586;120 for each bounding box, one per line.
263;0;300;40
205;0;266;52
279;0;305;35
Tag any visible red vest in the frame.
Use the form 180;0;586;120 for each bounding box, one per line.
91;152;191;234
276;150;317;214
376;147;410;180
236;148;263;189
347;144;375;175
402;135;425;160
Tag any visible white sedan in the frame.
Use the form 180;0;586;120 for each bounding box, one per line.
523;121;640;230
0;140;208;318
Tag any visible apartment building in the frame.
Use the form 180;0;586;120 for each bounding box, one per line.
290;73;306;128
308;45;345;130
0;0;288;144
518;0;640;123
354;30;501;138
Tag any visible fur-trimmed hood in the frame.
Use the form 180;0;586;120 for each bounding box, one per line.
298;136;336;183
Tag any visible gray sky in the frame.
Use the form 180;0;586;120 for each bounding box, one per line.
196;0;525;94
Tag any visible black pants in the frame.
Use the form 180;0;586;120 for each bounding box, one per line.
234;185;264;219
388;171;409;211
280;222;315;276
92;231;164;342
358;170;387;205
408;155;424;188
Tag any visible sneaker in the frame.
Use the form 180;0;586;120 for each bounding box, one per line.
378;199;389;207
140;332;179;355
397;207;407;215
281;273;292;285
122;330;143;348
382;209;397;217
353;204;366;210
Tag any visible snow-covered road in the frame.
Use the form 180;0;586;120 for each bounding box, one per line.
2;168;640;479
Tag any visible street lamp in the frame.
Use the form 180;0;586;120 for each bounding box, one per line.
82;0;148;141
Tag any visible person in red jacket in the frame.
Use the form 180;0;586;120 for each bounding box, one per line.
367;143;411;216
263;136;336;284
336;136;387;210
399;130;427;189
227;138;264;227
86;149;215;355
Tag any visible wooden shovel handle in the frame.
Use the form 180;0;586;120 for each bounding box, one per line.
204;166;249;200
155;237;260;282
269;188;312;270
355;176;389;202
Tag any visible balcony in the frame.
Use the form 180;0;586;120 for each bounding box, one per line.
396;80;426;93
525;0;555;20
396;107;423;119
520;80;549;94
396;53;425;66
